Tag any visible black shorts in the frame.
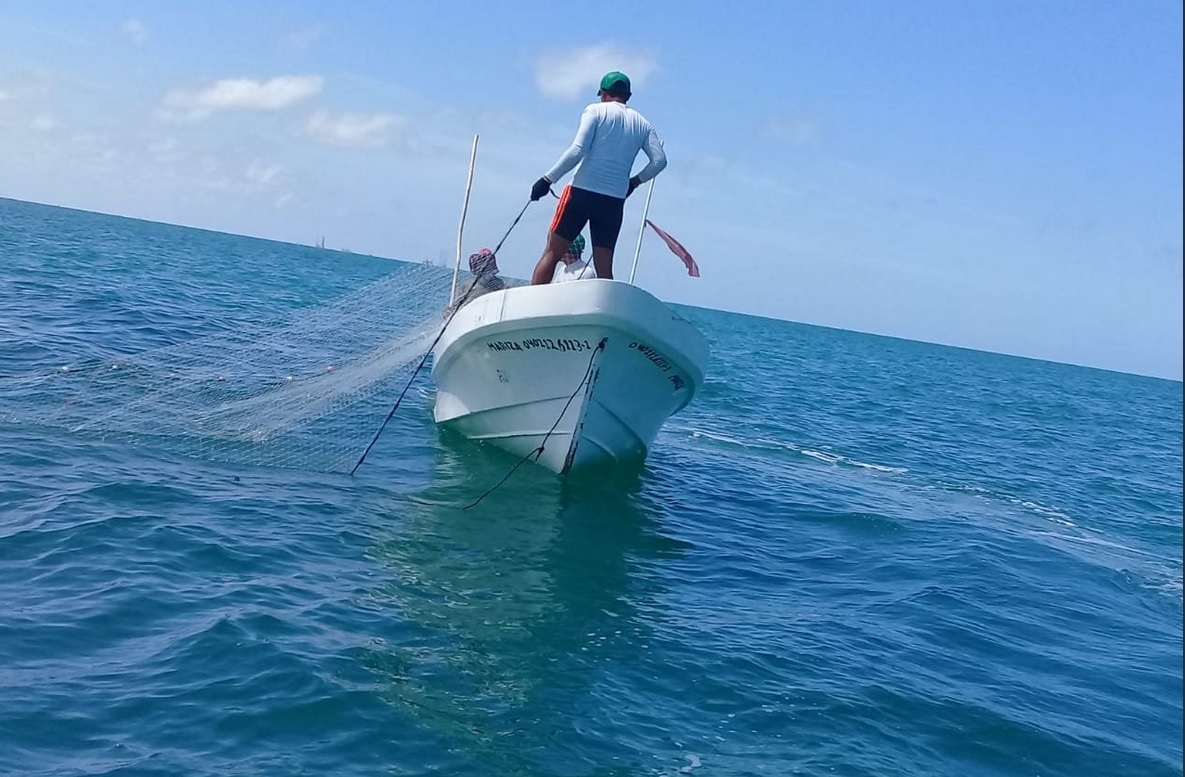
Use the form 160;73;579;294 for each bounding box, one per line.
549;185;626;250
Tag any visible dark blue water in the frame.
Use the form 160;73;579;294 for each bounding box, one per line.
2;197;1181;776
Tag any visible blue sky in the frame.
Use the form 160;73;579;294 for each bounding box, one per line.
1;0;1181;379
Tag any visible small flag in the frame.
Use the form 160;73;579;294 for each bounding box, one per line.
645;220;700;277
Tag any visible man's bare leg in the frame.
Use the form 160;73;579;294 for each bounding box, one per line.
591;246;615;280
531;232;572;285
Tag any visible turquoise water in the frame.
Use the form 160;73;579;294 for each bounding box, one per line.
1;196;1181;776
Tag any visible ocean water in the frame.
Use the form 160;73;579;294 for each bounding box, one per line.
1;196;1181;776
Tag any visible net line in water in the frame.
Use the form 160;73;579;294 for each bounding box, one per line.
3;260;475;473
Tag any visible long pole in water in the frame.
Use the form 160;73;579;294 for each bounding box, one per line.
449;134;480;304
627;178;656;285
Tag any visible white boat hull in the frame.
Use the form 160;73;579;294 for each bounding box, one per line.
431;279;709;474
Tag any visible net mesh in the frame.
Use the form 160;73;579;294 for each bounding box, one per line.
1;260;498;473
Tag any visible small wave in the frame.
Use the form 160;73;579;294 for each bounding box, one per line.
1126;568;1182;606
1018;526;1183;606
1028;530;1179;564
1150;576;1183;603
933;480;1182;605
937;483;1075;527
1018;500;1076;527
689;429;756;448
794;446;908;474
687;429;908;474
853;461;910;474
799;448;843;465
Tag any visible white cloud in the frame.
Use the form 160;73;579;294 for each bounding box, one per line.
535;44;657;100
761;115;821;146
159;75;323;123
31;114;64;133
121;19;148;44
246;160;284;186
148;137;179;161
0;70;54;103
0;72;52;132
302;110;404;149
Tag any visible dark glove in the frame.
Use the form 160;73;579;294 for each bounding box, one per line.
627;175;642;197
530;176;551;201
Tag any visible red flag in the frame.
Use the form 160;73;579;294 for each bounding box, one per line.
645;219;700;277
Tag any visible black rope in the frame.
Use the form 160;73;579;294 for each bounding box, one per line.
462;337;606;510
486;199;534;258
348;200;533;476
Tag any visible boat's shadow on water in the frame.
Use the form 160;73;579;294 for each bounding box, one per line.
362;431;688;771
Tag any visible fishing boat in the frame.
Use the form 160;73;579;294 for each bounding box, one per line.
430;136;709;474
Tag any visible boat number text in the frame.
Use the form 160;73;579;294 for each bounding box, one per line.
629;341;686;391
487;337;594;353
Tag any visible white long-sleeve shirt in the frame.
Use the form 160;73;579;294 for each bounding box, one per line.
544;102;667;199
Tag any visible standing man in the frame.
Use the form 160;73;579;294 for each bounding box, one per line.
528;71;667;285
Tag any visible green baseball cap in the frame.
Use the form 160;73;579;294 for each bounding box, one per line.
568;234;585;254
599;71;631;95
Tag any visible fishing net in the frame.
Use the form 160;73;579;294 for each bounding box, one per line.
1;260;495;473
